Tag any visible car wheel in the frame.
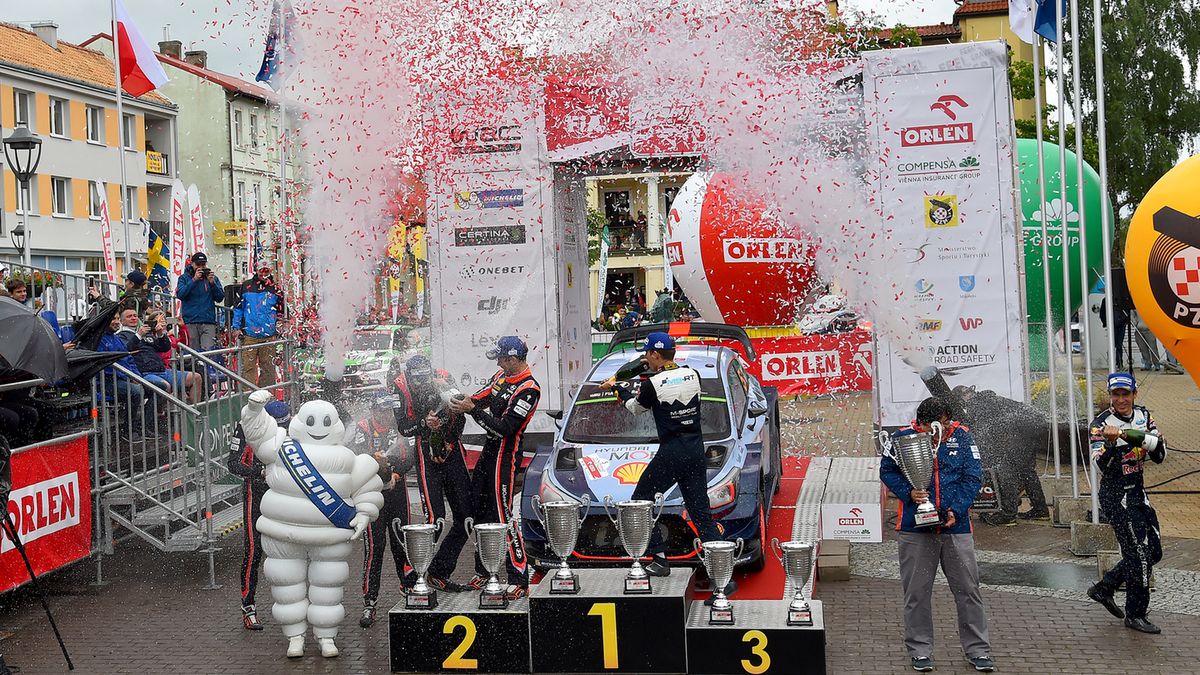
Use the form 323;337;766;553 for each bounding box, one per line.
743;502;767;573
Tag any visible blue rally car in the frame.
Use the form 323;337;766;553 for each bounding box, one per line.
520;324;782;571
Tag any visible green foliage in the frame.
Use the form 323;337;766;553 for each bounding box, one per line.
824;12;922;53
587;207;607;267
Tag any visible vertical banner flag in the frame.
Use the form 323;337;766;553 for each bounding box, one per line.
98;196;117;283
246;193;257;275
187;184;207;256
863;42;1028;426
1009;0;1035;44
170;180;187;311
596;225;610;319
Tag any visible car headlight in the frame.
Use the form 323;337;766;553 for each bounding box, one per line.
708;467;739;509
704;444;728;469
539;475;574;505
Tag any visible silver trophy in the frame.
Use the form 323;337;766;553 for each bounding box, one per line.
695;538;743;625
465;518;511;609
534;495;590;594
603;493;665;594
881;422;944;528
771;538;814;626
393;518;445;609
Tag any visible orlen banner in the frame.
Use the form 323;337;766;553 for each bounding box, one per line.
749;331;873;396
667;172;817;326
863;42;1028;426
0;437;92;593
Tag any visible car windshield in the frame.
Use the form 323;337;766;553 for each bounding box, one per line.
563;380;731;444
352;332;393;352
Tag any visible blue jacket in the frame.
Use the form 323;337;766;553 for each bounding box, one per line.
232;277;284;338
880;422;982;535
175;266;224;325
97;332;140;380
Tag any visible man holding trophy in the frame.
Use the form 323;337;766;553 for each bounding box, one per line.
880;398;995;673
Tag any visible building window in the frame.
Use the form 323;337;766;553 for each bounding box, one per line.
249;114;260;151
51;177;70;217
122;114;136;150
14;182;33;216
234;110;244;147
126;186;138;222
236;181;246;220
89;181;104;219
49;98;68;137
13;90;31;128
86;106;105;143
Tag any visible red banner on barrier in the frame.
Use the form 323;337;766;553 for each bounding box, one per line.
745;330;873;396
0;437;92;594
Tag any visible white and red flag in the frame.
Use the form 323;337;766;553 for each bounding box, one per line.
113;0;168;96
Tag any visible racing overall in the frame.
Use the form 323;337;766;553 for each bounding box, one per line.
1090;406;1166;620
395;371;473;581
469;367;541;586
352;418;411;605
227;424;267;609
616;362;720;553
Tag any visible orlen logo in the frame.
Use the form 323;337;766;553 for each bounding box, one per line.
666;241;685;266
762;351;839;381
917;319;943;332
900;123;974;147
930;95;969;120
3;473;80;552
838;507;866;527
959;317;984;330
722;238;806;263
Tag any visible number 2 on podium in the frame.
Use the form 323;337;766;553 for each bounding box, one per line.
741;630;770;674
588;602;619;669
442;615;478;669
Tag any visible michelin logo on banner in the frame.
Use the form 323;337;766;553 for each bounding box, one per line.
453;188;525;210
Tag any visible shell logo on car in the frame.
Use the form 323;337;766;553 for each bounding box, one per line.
613;462;649;485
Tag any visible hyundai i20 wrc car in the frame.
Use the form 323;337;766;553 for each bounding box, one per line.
520;323;782;571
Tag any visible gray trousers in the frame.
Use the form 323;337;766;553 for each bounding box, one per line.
191;323;218;351
896;531;991;660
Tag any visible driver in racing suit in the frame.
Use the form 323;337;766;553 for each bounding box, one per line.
1086;372;1166;634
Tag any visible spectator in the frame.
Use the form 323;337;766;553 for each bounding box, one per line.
115;307;179;395
232;264;285;387
120;271;151;316
96;313;150;431
175;252;224;351
634;211;648;247
620;308;641;330
6;279;27;305
145;309;202;402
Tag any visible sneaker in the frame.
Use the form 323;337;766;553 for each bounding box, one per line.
980;512;1017;527
644;556;671;577
505;585;528;600
428;576;466;593
1017;508;1051;521
1087;583;1125;619
466;574;489;590
703;580;739;606
242;604;264;631
911;656;934;672
360;601;377;628
1125;616;1161;634
966;655;995;672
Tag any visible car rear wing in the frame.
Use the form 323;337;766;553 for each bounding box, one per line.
606;322;757;361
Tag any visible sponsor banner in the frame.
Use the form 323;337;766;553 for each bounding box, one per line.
245;192;257;272
453;188;525;210
722;238;807;263
864;43;1027;426
0;436;92;593
819;488;885;543
187;184;207;256
170;180;187;306
98;197;117;283
453;224;527;247
746;330;873;396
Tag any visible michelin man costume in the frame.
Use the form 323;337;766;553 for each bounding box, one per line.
240;390;385;658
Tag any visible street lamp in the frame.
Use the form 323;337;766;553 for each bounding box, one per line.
3;126;43;268
9;224;25;260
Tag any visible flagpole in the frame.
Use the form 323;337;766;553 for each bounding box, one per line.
276;0;292;322
1092;0;1115;372
111;0;134;273
1032;39;1062;479
1055;0;1081;498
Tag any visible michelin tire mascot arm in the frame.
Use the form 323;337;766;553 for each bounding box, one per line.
348;456;385;540
243;390;286;464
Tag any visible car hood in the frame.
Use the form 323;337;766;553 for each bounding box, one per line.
572;444;659;503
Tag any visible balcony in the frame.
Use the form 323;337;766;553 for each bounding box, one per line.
146;151;169;176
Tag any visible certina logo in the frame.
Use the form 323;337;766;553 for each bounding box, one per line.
960;317;984;330
460;264;526;280
917;319;943;332
838;507;866;527
454;225;526;247
450;125;522;154
666;241;685;266
4;472;80;552
478;297;510;315
762;351;839;381
723;238;806;263
900;123;974;147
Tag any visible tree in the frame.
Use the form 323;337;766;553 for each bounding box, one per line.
1065;0;1200;216
587;207;607;266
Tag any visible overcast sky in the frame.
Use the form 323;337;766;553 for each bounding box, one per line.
6;0;953;81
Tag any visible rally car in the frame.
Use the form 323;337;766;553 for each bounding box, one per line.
299;324;430;395
520;323;782;571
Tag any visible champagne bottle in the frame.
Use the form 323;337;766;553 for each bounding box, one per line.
614;356;649;381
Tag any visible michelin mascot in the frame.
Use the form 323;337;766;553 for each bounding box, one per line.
240;390;385;658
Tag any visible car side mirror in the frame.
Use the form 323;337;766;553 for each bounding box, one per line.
748;401;769;419
547;410;564;421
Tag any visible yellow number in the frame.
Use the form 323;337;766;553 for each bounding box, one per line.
588;602;619;669
442;615;478;670
741;630;770;674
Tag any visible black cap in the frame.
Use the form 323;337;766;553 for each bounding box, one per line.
191;252;208;265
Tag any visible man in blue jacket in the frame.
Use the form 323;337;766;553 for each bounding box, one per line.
880;397;994;673
232;264;284;387
175;252;224;351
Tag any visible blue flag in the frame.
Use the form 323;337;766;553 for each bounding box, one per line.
256;0;296;91
1034;0;1066;42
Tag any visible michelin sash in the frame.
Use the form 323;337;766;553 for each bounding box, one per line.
278;438;356;529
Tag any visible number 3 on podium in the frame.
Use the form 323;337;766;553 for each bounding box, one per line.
443;615;478;670
741;630;770;674
588;602;619;669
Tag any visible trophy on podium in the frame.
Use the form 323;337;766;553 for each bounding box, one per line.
465;518;512;609
603;493;664;594
696;538;743;625
881;423;944;528
534;495;589;594
394;518;445;609
772;538;814;626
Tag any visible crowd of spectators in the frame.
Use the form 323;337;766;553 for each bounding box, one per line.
593;287;699;331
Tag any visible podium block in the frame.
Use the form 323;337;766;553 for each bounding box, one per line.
388;591;531;673
686;599;826;675
530;567;692;674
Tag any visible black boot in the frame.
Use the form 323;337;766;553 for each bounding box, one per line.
1087;583;1124;619
1125;616;1161;634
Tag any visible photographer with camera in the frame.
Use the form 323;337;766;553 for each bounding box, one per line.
175;252;224;351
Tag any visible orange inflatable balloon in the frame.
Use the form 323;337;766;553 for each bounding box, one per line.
1126;154;1200;387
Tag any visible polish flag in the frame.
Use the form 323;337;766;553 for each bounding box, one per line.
113;0;168;96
